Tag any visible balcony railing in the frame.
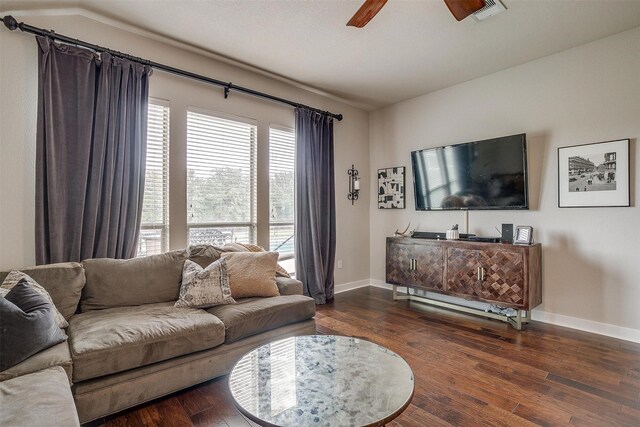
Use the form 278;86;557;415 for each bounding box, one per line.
137;225;167;257
188;223;255;246
270;222;294;257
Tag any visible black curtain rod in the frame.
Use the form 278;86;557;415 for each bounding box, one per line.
1;15;343;121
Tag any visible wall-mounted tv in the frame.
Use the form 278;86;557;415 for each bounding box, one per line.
411;134;528;210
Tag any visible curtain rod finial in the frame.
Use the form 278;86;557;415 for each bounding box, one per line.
1;15;19;31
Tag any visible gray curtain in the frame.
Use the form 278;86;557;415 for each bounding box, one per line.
35;36;151;264
294;108;336;304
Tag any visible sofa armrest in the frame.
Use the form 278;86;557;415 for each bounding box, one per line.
275;277;303;296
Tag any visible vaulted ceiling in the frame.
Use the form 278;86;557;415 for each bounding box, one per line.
3;1;640;109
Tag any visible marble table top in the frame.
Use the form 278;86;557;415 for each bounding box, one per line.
228;335;414;427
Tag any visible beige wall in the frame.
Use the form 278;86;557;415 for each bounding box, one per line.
0;14;371;286
2;11;639;337
369;27;640;333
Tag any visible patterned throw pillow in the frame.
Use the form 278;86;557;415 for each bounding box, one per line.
1;271;68;329
175;259;235;309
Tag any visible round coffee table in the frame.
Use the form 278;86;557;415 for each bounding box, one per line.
228;335;414;427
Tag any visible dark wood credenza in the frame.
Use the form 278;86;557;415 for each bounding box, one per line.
386;237;542;329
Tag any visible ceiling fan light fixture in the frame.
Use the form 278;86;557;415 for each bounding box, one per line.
473;0;507;21
444;0;487;22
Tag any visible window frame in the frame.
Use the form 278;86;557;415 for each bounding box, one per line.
186;107;258;245
137;98;171;257
268;124;296;264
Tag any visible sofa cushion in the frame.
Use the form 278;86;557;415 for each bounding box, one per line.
1;270;68;328
0;262;85;320
81;249;188;311
0;366;80;427
187;244;223;268
275;277;303;296
68;302;225;381
206;295;315;343
0;281;68;371
0;341;72;383
221;251;280;299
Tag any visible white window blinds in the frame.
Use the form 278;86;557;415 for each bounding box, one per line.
187;110;257;245
137;101;170;257
269;126;295;272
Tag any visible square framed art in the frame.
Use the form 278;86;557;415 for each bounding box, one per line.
378;167;405;209
558;139;630;208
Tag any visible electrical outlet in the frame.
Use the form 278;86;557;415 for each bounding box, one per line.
337;260;343;269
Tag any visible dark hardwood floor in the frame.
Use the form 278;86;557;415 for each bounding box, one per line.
96;286;640;426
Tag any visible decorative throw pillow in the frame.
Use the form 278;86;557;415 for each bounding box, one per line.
220;251;280;299
237;243;292;279
175;259;235;309
0;280;68;371
1;270;68;329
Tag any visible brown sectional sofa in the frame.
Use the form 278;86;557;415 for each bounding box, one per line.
0;248;317;425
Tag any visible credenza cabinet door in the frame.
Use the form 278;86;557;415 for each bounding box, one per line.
479;250;525;306
386;242;416;285
386;242;444;290
445;247;483;296
446;248;525;306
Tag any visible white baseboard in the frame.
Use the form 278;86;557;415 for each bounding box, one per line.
334;279;373;294
530;311;640;343
342;280;640;343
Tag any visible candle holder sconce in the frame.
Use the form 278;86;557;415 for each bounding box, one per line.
348;164;360;205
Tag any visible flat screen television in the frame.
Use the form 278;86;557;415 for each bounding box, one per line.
411;134;528;210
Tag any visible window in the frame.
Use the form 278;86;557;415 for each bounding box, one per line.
187;110;257;245
138;101;170;257
269;126;295;273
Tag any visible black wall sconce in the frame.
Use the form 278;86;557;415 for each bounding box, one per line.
348;164;360;205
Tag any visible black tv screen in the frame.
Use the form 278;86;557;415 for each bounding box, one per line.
411;134;528;210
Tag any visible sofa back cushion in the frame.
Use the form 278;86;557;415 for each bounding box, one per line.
186;243;247;268
81;250;188;311
187;245;223;268
0;262;85;320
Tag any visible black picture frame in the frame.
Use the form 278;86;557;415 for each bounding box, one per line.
378;166;405;209
558;139;630;208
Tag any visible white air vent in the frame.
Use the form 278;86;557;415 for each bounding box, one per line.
473;0;507;21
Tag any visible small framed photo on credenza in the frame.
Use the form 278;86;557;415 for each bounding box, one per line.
514;226;533;245
558;139;630;208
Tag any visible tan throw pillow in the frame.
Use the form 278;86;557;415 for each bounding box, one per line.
1;270;68;329
175;259;235;309
237;243;292;279
221;252;280;299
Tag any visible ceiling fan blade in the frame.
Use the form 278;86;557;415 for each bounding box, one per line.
347;0;389;28
444;0;486;21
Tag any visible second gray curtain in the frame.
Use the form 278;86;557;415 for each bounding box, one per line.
294;108;336;304
35;36;151;264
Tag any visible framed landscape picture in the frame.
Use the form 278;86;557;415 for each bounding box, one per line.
378;167;405;209
558;139;630;208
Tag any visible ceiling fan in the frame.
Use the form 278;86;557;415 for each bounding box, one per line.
347;0;486;28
